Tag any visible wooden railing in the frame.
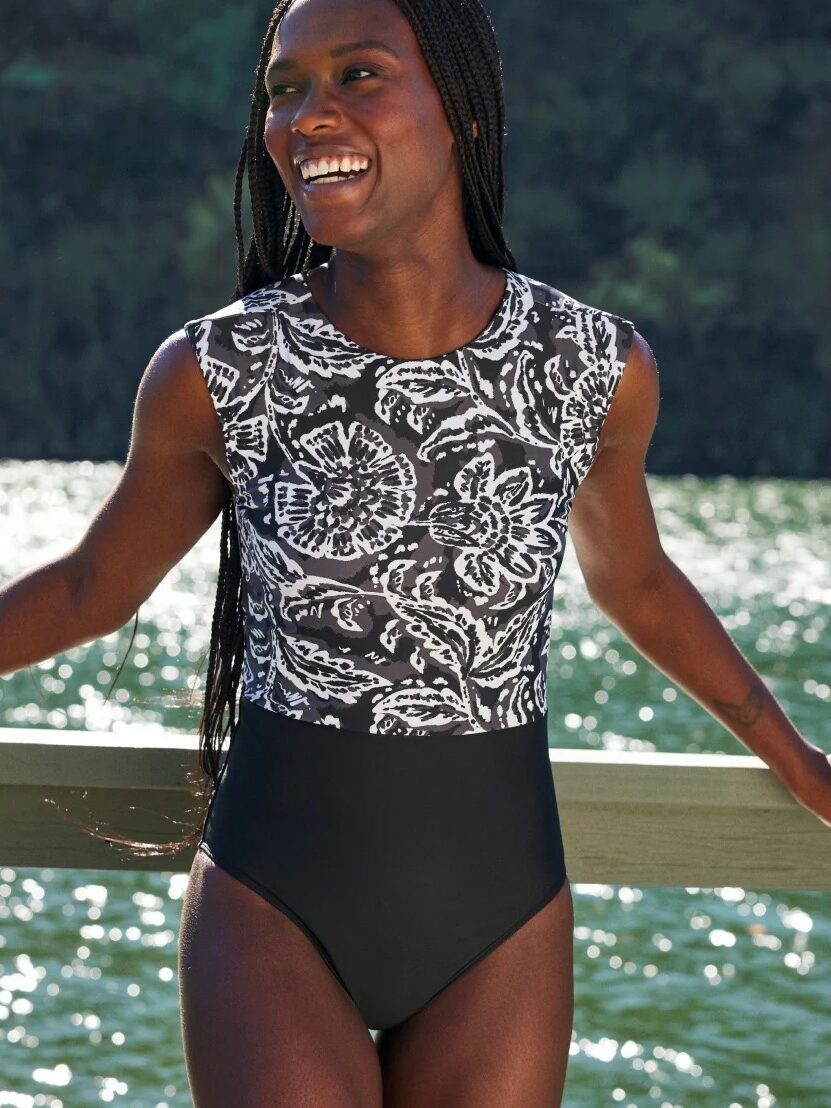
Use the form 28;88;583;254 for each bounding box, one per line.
1;727;829;888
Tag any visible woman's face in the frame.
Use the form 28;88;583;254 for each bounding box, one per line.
263;0;463;254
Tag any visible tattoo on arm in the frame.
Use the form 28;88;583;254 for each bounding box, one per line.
712;679;766;728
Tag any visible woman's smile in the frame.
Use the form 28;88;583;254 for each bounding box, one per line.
297;155;376;200
298;153;371;181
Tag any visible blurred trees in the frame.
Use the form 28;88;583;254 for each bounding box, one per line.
1;0;829;474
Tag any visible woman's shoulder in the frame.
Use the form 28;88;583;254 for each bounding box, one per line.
180;273;312;403
513;269;636;371
516;269;633;331
182;272;305;334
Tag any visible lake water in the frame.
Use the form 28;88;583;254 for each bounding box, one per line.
0;460;829;1107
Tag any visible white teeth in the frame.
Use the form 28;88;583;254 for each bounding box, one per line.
300;154;370;181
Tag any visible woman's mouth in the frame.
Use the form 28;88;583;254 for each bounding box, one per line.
298;155;373;196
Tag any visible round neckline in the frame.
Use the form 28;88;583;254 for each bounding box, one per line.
292;266;518;362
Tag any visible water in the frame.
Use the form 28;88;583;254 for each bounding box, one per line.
0;460;829;1107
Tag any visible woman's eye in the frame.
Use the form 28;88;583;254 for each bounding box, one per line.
267;66;376;99
344;66;375;81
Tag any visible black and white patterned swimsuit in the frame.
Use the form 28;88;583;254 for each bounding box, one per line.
184;267;635;1031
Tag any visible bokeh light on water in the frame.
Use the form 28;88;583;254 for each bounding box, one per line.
0;461;219;737
0;460;829;1106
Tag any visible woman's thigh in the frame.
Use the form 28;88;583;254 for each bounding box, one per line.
178;848;383;1108
376;879;574;1108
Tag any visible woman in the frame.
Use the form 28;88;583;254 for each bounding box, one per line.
2;0;829;1103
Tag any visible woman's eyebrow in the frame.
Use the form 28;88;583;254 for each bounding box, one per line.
266;39;401;82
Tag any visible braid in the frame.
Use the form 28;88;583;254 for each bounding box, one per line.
232;139;248;283
197;497;243;776
389;0;513;266
115;0;515;857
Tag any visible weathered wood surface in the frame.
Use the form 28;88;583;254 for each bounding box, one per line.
1;728;829;887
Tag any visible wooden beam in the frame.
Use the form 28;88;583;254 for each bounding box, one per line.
0;729;828;887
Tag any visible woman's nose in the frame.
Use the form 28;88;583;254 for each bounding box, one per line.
290;84;344;135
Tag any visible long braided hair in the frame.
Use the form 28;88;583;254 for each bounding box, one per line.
87;0;516;858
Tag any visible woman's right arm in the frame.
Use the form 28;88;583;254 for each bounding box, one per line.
0;331;231;677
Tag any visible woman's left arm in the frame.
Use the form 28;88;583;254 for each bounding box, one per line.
568;331;831;827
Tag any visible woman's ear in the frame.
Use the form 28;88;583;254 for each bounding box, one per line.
472;120;479;139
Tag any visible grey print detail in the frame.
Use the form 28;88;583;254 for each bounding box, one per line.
183;269;635;735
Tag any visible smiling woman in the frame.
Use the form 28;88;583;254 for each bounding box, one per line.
171;2;595;1102
176;0;831;1081
3;0;827;1103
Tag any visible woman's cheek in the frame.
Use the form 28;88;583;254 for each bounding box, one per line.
263;117;292;188
263;113;279;157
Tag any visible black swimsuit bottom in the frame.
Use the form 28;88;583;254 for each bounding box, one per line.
198;696;568;1032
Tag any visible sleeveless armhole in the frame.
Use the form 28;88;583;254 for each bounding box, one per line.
182;304;248;500
569;311;637;490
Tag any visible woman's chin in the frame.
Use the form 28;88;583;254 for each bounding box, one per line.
298;214;380;253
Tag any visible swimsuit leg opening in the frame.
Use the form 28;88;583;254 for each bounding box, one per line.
195;840;362;1018
403;868;570;1026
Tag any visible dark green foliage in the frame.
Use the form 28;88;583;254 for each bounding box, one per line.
1;0;829;474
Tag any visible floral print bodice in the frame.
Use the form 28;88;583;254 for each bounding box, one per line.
183;268;635;735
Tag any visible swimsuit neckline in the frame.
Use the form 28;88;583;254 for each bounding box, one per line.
290;266;519;362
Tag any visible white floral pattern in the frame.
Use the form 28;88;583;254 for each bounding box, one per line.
183;268;635;734
275;420;417;559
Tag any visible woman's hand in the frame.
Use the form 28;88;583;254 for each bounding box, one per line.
785;744;831;828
